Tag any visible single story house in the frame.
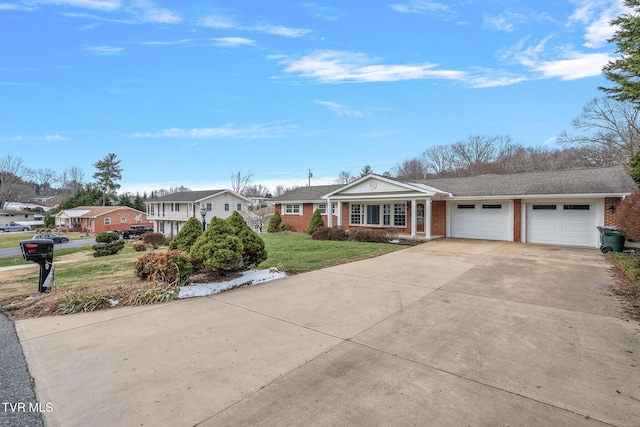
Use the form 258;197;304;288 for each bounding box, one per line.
0;209;42;229
55;206;152;234
146;189;251;237
269;165;639;248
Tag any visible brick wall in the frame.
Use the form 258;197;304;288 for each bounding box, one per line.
513;199;521;241
97;210;152;234
605;197;622;226
431;201;446;236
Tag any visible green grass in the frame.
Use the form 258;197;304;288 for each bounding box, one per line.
0;246;95;268
0;231;93;249
258;232;403;272
610;252;640;285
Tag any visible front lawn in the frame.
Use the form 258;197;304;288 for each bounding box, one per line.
0;233;407;318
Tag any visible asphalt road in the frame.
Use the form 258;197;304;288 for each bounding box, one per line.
0;238;96;259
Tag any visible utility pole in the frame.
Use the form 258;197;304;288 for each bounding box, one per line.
308;169;313;187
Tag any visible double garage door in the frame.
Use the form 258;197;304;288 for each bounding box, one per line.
450;201;598;247
525;202;597;247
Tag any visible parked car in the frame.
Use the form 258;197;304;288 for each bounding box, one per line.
117;225;154;239
33;233;69;244
0;222;30;232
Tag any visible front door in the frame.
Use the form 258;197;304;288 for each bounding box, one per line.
417;203;425;233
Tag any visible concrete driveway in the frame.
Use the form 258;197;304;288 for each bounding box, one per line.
15;239;640;426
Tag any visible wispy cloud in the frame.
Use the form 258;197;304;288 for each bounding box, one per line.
85;45;124;55
270;50;465;83
131;122;297;139
568;0;627;48
314;100;364;117
389;0;454;18
299;2;341;21
33;0;122;12
213;37;255;47
126;0;181;24
199;13;311;38
44;133;69;140
142;37;255;48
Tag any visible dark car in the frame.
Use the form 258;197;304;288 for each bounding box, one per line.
33;233;69;244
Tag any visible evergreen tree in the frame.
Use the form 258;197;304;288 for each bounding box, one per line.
169;217;203;252
190;217;244;271
630;149;640;184
307;208;324;234
227;211;267;267
267;210;282;233
93;153;123;206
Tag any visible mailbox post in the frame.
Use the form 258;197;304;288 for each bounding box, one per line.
20;239;55;293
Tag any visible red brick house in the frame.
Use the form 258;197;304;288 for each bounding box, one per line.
55;206;152;234
269;166;638;248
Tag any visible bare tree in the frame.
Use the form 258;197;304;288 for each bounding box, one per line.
243;184;272;198
422;145;455;176
274;185;298;197
231;170;254;195
336;171;357;184
61;165;85;197
0;155;29;207
30;168;59;195
558;97;640;164
393;157;426;180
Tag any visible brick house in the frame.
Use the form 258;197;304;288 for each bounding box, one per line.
269;166;638;248
55;206;152;233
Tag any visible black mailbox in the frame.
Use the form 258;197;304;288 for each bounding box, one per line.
20;239;54;261
19;239;55;293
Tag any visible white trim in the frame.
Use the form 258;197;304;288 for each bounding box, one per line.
283;204;303;215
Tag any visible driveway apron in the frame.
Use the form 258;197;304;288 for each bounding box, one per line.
14;239;640;426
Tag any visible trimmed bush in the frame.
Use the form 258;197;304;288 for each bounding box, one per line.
168;217;203;252
133;241;148;251
92;239;125;257
134;250;193;285
348;228;390;243
307;209;324;235
267;211;282;233
96;231;119;243
142;232;166;249
312;226;348;241
226;212;268;268
190;217;244;271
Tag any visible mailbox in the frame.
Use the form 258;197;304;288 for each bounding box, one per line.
20;239;54;261
19;239;55;293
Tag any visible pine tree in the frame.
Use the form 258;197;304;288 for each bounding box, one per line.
307;209;324;234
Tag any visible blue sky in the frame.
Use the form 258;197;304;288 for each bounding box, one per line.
0;0;627;194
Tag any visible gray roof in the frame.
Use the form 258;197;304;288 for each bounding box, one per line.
416;165;638;197
149;190;228;203
269;184;343;202
270;166;638;201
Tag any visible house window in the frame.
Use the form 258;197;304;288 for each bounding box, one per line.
224;203;230;212
159;222;165;233
532;205;556;210
482;204;502;209
457;204;475;209
367;205;380;225
284;204;301;215
394;204;406;227
317;203;336;215
350;204;363;225
237;203;242;211
383;204;391;225
104;217;111;225
120;217;127;223
564;204;589;210
206;203;212;211
172;203;180;212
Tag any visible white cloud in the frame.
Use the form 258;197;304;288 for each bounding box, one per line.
214;37;255;47
568;0;628;48
85;45;124;55
271;50;466;83
253;25;311;38
390;0;453;17
131;122;297;139
44;133;69;140
314;100;364;117
198;14;237;29
199;13;311;38
531;51;613;80
127;0;181;24
33;0;121;11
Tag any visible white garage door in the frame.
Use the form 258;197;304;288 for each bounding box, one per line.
450;202;510;241
526;203;597;247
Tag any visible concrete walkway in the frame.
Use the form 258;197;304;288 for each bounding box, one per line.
14;240;640;426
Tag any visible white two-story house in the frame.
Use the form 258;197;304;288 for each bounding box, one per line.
146;189;251;237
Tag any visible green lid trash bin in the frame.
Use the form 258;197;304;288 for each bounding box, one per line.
598;227;625;253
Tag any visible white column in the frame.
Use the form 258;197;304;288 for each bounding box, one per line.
337;201;342;227
424;199;432;240
326;198;333;227
411;199;417;238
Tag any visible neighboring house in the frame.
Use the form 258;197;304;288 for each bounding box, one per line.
0;209;42;229
269;166;639;248
27;195;60;208
146;190;251;237
55;206;152;234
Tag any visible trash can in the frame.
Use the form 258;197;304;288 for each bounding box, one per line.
597;226;625;253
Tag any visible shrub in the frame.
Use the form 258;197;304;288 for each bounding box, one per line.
348;228;390;243
190;217;244;271
307;209;325;234
617;190;640;242
134;250;193;285
133;241;148;251
96;231;119;243
168;217;203;252
142;232;166;249
92;239;125;257
281;224;292;232
267;211;282;233
312;226;348;241
226;212;268;268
